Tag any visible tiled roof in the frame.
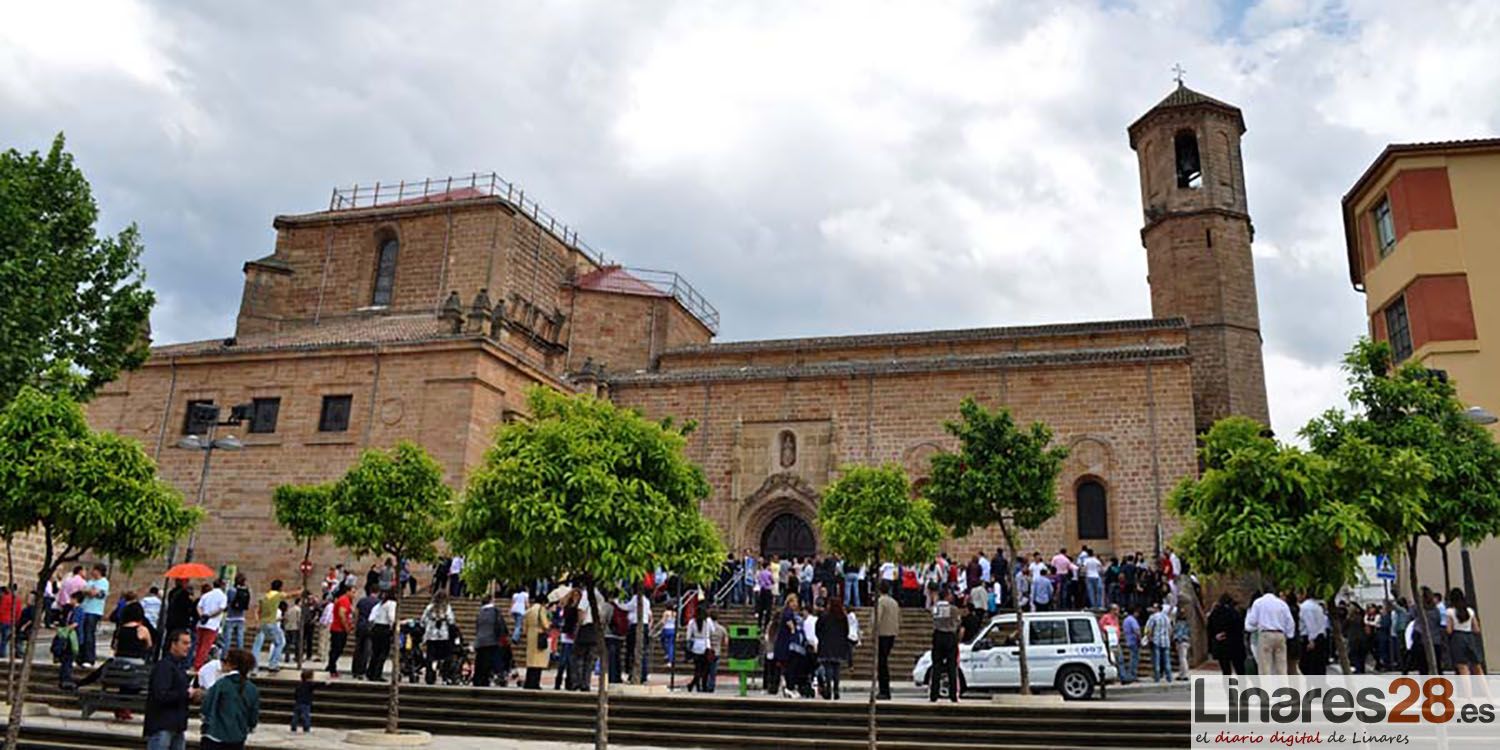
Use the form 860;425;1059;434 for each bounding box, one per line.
664;317;1186;356
151;314;462;357
573;265;670;297
1127;84;1245;144
608;344;1190;386
1150;83;1240;112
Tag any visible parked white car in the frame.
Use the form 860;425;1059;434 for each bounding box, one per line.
912;610;1117;700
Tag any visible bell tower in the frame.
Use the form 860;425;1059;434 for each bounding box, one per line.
1128;82;1270;433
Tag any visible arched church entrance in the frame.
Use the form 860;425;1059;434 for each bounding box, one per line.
760;513;816;560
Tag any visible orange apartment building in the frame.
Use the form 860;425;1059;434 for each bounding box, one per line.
1343;138;1500;656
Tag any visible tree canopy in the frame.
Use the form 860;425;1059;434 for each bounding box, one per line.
925;397;1068;540
1168;416;1417;601
273;483;333;553
450;387;724;750
0;386;199;749
328;441;451;565
818;463;941;568
0;135;155;406
325;441;452;735
1303;339;1500;565
923;397;1067;695
0;385;199;569
452;387;725;589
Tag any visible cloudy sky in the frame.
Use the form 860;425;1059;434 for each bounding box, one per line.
4;0;1498;437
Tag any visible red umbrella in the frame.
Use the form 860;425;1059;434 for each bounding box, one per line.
165;562;215;580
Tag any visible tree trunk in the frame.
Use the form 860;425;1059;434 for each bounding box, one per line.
867;547;880;750
633;584;645;686
386;552;402;735
4;571;55;750
586;581;609;750
1331;617;1351;675
1000;519;1031;695
5;537;15;708
297;538;311;672
1437;540;1452;599
1406;540;1439;675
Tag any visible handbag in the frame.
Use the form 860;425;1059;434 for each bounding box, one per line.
536;632;548;651
705;647;717;663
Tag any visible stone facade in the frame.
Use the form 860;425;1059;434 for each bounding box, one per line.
1130;84;1271;433
80;86;1270;595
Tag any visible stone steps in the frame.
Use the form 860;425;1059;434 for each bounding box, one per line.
3;662;1189;749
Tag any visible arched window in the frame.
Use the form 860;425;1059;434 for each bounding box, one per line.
1076;480;1108;540
371;235;399;306
1174;130;1202;189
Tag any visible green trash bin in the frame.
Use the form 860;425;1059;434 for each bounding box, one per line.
726;624;761;696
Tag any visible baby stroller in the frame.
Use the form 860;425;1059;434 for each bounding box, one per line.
399;618;471;686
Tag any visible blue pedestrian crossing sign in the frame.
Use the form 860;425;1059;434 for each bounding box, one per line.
1375;554;1397;581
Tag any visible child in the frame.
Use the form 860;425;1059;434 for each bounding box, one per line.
55;591;86;689
292;668;315;732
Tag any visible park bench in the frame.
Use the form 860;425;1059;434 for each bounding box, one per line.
75;658;150;719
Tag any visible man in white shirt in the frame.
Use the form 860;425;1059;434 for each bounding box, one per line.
509;588;529;644
1082;553;1104;610
1245;590;1295;675
1298;593;1329;675
879;561;896;582
448;556;466;597
626;587;652;683
194;581;229;670
978;554;991;585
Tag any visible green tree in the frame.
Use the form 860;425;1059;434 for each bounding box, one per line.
818;463;941;750
450;388;725;750
327;442;452;736
923;397;1068;695
1302;338;1500;672
272;482;333;670
0;135;155;406
0;387;199;749
1169;417;1424;671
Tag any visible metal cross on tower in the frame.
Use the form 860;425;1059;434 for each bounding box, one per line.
1171;63;1187;85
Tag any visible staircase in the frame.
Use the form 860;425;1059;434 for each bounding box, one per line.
3;663;1189;749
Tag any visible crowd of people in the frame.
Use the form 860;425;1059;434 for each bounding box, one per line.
723;545;1190;631
1203;585;1486;677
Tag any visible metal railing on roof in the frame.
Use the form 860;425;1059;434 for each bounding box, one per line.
619;267;721;334
328;172;720;334
328;171;609;267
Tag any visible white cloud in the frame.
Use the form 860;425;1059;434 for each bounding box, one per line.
3;0;1498;428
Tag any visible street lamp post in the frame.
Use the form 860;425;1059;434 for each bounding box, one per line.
1460;405;1497;609
163;403;247;569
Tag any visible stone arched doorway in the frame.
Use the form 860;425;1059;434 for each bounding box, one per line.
760;513;816;560
736;472;821;557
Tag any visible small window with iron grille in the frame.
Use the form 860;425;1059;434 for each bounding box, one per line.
248;397;281;434
1385;296;1413;362
319;395;353;432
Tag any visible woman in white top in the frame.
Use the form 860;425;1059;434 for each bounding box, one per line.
1445;588;1484;675
420;590;457;684
685;608;718;693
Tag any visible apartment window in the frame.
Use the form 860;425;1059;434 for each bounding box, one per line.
182;400;217;435
1385;296;1413;362
319;395;353;432
248;397;281;434
1076;480;1109;540
1373;197;1396;256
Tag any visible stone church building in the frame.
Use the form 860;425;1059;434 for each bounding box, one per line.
85;85;1270;589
